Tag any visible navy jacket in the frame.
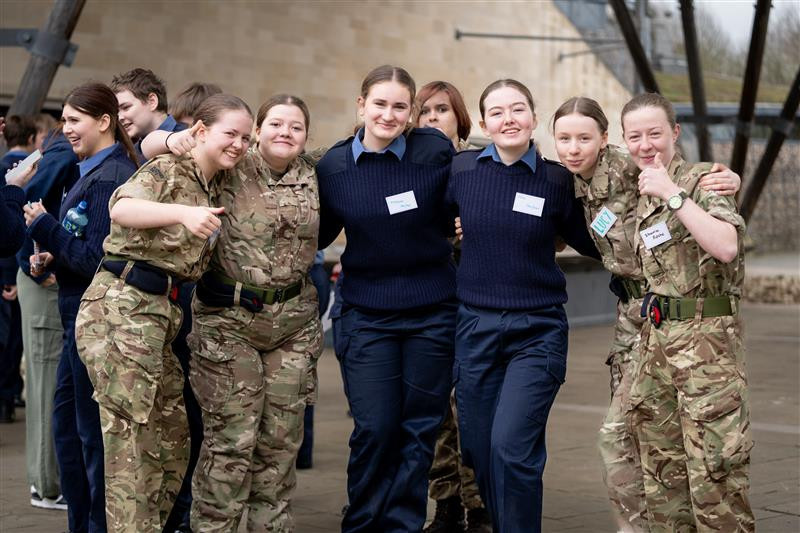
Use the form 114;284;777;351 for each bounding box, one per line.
28;143;137;298
16;133;80;283
0;151;30;281
0;185;26;258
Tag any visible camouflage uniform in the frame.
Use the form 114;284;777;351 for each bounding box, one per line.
428;138;483;514
75;153;217;532
189;147;323;532
574;145;649;531
628;155;753;532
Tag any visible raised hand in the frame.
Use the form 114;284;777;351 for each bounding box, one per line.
698;163;740;196
638;152;680;201
166;120;203;156
23;200;47;226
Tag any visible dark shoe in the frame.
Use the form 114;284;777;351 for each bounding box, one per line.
465;506;492;533
296;456;313;470
0;400;14;423
424;496;465;533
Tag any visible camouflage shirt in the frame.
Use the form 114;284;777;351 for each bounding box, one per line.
104;153;216;281
574;144;643;280
210;146;320;287
634;155;745;298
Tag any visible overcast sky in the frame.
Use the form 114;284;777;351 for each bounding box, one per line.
668;0;799;46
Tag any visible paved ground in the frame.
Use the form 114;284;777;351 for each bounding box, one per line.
1;303;798;532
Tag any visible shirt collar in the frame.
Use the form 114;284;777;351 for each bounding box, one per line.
158;114;179;132
477;143;537;173
78;143;117;178
351;128;406;164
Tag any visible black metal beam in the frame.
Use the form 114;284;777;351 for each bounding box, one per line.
730;0;771;177
609;0;660;93
678;0;712;161
8;0;86;116
739;66;800;223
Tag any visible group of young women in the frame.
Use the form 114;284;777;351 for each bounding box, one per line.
9;62;752;533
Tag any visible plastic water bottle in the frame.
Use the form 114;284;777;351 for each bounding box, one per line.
62;200;89;237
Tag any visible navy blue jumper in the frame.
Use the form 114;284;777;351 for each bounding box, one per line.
28;141;137;533
317;127;457;533
446;145;600;533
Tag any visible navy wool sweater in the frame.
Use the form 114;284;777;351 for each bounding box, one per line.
447;150;600;310
29;143;137;298
317;128;456;311
0;185;26;258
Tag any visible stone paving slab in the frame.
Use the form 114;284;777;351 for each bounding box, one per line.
1;303;797;532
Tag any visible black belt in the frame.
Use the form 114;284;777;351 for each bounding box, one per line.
609;275;645;303
101;257;183;303
195;271;303;313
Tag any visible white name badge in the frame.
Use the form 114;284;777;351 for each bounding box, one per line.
385;190;418;215
512;193;545;217
590;206;618;237
640;221;672;249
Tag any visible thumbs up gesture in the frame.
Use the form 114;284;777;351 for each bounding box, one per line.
638;152;680;200
165;120;203;156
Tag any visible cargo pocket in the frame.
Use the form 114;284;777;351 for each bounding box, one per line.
189;353;234;415
688;379;753;481
30;313;63;364
97;317;168;424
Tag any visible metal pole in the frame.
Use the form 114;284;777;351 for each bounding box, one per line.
679;0;712;161
730;0;771;177
739;66;800;223
8;0;86;116
609;0;660;93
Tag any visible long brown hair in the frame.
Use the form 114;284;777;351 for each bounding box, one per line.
415;81;472;141
64;82;138;165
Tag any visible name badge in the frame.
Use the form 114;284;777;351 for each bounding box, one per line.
590;206;618;237
385;190;418;215
512;193;545;217
640;221;672;249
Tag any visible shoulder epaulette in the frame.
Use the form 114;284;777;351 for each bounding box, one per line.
406;127;453;166
450;149;480;175
317;136;354;177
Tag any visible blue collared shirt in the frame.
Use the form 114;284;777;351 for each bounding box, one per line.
77;143;118;178
158;114;180;132
477;143;537;174
351;128;406;164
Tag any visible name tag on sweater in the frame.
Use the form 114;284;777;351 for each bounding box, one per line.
386;190;418;215
512;193;544;217
640;222;672;249
590;207;617;237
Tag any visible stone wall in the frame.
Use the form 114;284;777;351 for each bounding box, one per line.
0;0;632;156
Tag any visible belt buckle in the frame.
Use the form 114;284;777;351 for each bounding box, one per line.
273;287;284;303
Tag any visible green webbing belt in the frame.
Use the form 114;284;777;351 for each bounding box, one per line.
654;295;736;320
209;271;302;305
620;277;645;300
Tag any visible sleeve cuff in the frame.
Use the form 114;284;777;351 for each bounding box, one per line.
2;185;26;206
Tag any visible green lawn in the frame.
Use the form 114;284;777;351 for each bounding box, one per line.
655;72;790;104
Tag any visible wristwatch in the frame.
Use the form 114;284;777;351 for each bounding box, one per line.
667;189;689;211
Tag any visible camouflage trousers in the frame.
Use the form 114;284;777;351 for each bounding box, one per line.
597;298;649;532
627;309;754;532
188;284;323;532
428;391;483;510
75;271;187;533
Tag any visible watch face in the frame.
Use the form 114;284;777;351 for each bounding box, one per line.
668;195;682;210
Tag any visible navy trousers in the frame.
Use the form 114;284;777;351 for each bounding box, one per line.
163;283;203;532
454;303;568;533
337;299;456;533
53;293;106;533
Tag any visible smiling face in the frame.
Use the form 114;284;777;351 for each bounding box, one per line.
554;112;608;176
622;106;680;171
61;104;111;159
358;80;412;151
195;109;253;173
480;85;537;154
417;90;459;145
257;104;308;172
115;89;159;140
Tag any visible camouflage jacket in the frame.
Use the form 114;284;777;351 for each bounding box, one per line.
104;153;216;281
634;155;745;298
210;146;320;287
574;144;643;280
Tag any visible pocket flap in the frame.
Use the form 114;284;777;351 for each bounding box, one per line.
81;282;110;302
688;380;745;422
